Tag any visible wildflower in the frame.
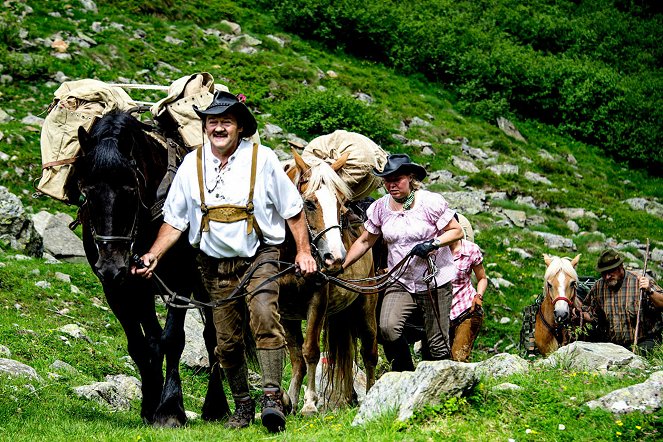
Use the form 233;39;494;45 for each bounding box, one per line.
636;426;642;430
558;424;566;431
616;420;623;426
525;428;537;434
616;431;622;437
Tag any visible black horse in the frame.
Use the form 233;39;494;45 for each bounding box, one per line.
76;111;230;426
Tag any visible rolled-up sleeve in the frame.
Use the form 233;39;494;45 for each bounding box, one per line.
364;199;382;235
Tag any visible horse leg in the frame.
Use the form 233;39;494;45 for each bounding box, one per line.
283;319;305;414
200;305;231;421
153;305;187;427
356;293;378;392
300;291;327;416
106;289;163;424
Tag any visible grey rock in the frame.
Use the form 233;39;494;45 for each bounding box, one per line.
220;20;241;35
623;198;663;218
58;324;91;342
266;34;287;47
31;211;85;262
514;196;538;209
74;374;141;410
444;191;487;215
407;139;432;149
442;138;461;145
0;345;10;357
79;0;98;12
496;117;527;143
181;310;208;370
567;220;580;233
475;353;529;378
491;277;514;289
586;371;663;414
651;248;663;263
0;187;43;257
492;382;524;392
0;357;42;380
352;360;477;425
164;35;184;45
50;360;80;375
524;171;552;185
508;247;533;259
538;341;648;371
488;164;519;175
261;123;283;139
566;153;577;165
21;115;45;127
353;92;374;104
427;170;455;185
532;231;575;249
503;209;527;227
452;156;480;173
0;108;14;123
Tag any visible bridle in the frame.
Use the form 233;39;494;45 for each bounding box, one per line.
537;275;580;343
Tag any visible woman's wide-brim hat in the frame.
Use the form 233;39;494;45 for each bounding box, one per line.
596;248;624;273
372;154;427;181
193;90;257;137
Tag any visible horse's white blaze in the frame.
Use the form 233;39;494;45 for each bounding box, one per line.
553;271;570;315
315;188;345;260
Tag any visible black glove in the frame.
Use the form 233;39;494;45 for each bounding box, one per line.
410;240;438;258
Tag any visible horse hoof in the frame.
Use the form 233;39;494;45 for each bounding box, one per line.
300;404;318;416
153;416;186;428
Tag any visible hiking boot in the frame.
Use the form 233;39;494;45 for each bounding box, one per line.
224;397;255;429
260;388;291;433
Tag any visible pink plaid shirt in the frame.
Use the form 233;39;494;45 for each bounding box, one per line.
364;190;456;293
450;240;484;321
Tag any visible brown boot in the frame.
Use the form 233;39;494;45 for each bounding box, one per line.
224;396;255;429
260;388;290;433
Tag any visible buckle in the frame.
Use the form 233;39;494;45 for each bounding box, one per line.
423;257;438;284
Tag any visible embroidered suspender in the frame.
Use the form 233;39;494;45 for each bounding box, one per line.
196;142;263;240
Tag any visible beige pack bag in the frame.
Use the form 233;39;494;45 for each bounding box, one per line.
302;130;388;201
151;73;229;150
37;79;136;203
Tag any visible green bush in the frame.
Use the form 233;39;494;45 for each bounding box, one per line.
274;89;393;144
251;0;663;174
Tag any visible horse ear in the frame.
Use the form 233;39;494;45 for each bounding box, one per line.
570;254;581;267
330;152;351;172
283;160;299;184
543;254;553;267
291;148;309;173
78;126;92;154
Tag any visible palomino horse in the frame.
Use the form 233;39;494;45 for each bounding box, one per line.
76;111;230;426
279;150;378;415
535;254;582;356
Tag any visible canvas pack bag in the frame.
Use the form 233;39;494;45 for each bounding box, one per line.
37;79;137;203
301;130;388;201
150;73;229;150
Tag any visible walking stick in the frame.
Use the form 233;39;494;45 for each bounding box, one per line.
632;238;650;353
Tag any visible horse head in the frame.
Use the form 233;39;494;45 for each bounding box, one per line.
285;149;353;272
77;112;161;286
543;254;581;325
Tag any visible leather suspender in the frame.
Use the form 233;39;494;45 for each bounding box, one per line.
196;142;263;240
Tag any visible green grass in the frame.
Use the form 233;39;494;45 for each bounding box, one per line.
1;0;662;439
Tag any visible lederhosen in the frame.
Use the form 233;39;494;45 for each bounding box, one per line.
195;143;285;367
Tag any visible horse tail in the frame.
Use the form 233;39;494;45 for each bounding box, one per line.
324;300;358;408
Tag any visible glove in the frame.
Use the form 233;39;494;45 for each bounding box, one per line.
410;240;438;258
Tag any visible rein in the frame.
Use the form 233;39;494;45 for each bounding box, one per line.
536;282;581;345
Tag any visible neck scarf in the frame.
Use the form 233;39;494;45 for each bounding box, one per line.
394;190;416;210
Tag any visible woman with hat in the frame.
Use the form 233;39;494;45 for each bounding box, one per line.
582;248;663;352
133;90;317;432
341;154;464;370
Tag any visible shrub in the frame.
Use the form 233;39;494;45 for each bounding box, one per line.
274;89;393;144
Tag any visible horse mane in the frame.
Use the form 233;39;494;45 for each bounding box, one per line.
299;156;353;201
86;111;144;174
543;256;579;288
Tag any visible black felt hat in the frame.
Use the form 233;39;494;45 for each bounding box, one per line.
596;248;624;273
193;91;257;137
372;154;427;181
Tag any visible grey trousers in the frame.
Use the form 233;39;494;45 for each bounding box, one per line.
379;281;452;360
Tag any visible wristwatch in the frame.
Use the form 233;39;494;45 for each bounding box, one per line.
432;238;442;248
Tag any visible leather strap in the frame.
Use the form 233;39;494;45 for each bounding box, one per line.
196;142;262;240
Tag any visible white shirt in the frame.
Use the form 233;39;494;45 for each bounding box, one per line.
163;139;303;258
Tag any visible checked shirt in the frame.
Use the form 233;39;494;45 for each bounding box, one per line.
585;270;663;347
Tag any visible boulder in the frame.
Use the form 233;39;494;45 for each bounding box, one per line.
586;371;663;414
352;360;476;425
0;186;42;257
537;341;648;371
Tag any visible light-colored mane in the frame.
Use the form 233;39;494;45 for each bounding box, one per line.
300;156;353;201
543;256;578;289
